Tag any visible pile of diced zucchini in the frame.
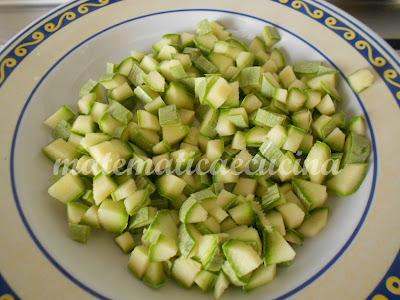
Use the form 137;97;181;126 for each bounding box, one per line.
43;19;373;298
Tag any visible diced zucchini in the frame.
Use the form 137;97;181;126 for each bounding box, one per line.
195;270;217;292
48;172;85;203
172;257;202;288
137;110;160;132
209;52;234;75
221;260;248;286
110;82;134;101
292;178;327;210
232;131;246;150
42;138;80;162
263;26;281;48
143;210;178;244
144;71;165;93
194;33;218;53
128;64;146;86
78;93;96;115
305;89;322;109
179;197;208;223
260;184;285;210
299;134;314;154
214;272;230;299
159;59;187;82
279;65;297;88
246;127;270;148
93;173;117;205
276;202;305;229
140;55;159;72
232;177;257;196
316;94;335;115
197;234;224;271
226;226;262;255
143;261;166;288
162;124;189;145
284;229;304;245
111;178;137;201
259;139;285;166
200;108;219;138
128;245;150;279
115;231;135;253
348;115;367;136
81;205;101;228
286;88;307;112
41;22;373;295
129;206;157;231
202;76;233;109
348;68;374;93
69;223;91;243
196;216;221;234
341;132;371;166
148;234;178;262
144;97;166;114
324;127;345;151
251;109;287;128
156;174;187;203
98;199;128;233
90;102;108;123
222;239;262;277
124;189;149;216
298;208;328;237
228;202;255;226
44;105;75;129
178;223;201;257
243;264;276;291
304;141;331;184
266;125;287;148
165;82;195;110
263;229;296;265
240;66;263;92
206;139;224;162
327;163;368;196
265;211;286;236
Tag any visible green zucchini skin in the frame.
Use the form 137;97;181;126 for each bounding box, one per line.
41;19;372;297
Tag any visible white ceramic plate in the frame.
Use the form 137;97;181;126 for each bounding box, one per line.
0;1;399;300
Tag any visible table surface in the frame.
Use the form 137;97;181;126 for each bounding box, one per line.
0;0;399;53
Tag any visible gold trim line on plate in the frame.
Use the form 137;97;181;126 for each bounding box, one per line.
324;17;356;40
278;0;324;19
0;58;17;83
44;11;77;33
77;0;110;14
14;32;45;57
355;40;386;67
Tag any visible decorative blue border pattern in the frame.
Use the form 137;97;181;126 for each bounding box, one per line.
0;0;398;299
0;273;19;300
271;0;400;106
367;252;400;300
0;0;122;88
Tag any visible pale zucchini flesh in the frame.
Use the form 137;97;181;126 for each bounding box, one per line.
41;19;372;296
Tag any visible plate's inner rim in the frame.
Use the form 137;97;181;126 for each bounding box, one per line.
8;8;378;300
